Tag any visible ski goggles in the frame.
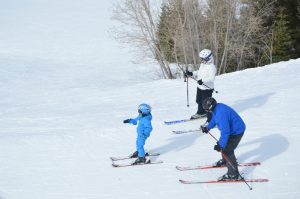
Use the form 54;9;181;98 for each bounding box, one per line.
200;53;212;62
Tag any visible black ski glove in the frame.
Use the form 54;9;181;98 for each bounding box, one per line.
123;119;131;123
197;79;203;85
185;70;193;77
200;125;209;134
214;142;222;152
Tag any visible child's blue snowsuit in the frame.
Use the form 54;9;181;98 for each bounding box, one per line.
128;113;152;157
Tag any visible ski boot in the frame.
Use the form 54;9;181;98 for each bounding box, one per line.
218;173;242;181
130;151;149;158
190;113;206;120
130;151;138;158
214;158;226;167
133;157;147;165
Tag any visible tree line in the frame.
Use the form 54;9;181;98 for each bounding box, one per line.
112;0;300;79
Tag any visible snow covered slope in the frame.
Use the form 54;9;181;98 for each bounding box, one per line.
1;0;300;198
0;0;156;88
0;58;300;199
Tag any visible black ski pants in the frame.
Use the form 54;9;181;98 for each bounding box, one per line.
196;88;213;115
222;133;244;176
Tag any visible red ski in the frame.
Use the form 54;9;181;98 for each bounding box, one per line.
176;162;260;171
179;178;269;184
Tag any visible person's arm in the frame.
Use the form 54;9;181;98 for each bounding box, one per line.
207;116;216;130
130;115;141;125
202;64;216;83
123;115;140;125
217;118;231;149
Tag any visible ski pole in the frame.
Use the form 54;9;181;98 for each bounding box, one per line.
186;72;190;107
203;83;218;93
178;65;190;107
188;76;219;94
207;132;253;190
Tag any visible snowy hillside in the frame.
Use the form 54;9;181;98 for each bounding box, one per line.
1;0;300;198
0;0;157;88
0;57;300;198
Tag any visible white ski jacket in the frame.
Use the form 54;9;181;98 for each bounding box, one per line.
193;58;216;90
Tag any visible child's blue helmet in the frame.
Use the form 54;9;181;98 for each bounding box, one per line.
138;104;151;114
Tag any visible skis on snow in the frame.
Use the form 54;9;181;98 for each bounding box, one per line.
177;161;268;190
172;129;202;134
110;153;160;161
112;160;163;167
164;117;205;125
179;178;269;184
110;152;162;167
176;161;261;171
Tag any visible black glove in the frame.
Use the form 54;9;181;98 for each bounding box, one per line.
197;79;203;85
214;142;222;152
123;119;131;123
185;70;193;77
200;125;209;134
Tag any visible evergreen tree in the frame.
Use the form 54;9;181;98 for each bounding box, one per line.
272;8;294;62
274;0;300;59
157;4;175;62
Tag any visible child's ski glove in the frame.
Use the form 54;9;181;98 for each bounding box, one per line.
123;119;131;123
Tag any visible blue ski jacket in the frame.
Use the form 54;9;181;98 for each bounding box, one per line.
128;113;152;133
207;103;245;149
128;113;153;157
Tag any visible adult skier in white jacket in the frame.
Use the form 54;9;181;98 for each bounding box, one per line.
185;49;217;119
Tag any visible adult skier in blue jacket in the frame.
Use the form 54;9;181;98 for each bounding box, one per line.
123;104;153;164
201;97;246;180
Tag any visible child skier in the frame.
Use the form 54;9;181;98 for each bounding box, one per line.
123;104;153;164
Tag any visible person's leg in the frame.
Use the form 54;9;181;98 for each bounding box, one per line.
136;128;152;156
136;134;146;158
223;134;243;176
197;89;213;115
133;134;146;164
191;89;206;119
196;88;202;114
134;129;152;164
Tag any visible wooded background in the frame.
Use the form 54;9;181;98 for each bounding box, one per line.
112;0;300;79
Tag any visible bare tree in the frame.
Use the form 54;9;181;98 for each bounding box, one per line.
234;0;276;70
165;0;205;72
112;0;173;79
203;0;275;74
204;0;236;74
112;0;276;78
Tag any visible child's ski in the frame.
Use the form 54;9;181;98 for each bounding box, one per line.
172;129;202;134
179;178;269;184
176;162;261;171
112;160;163;167
110;153;160;161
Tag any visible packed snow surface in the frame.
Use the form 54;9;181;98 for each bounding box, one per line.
1;0;300;198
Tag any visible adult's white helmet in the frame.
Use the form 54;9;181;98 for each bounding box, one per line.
199;49;212;62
